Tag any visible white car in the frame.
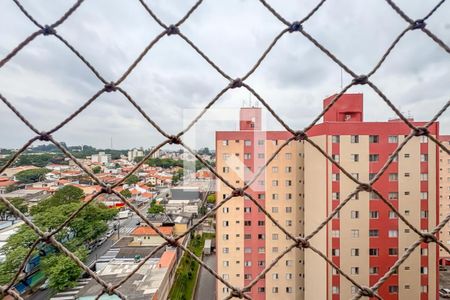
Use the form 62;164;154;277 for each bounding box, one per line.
440;288;450;298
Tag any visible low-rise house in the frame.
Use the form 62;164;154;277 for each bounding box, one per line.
130;226;173;247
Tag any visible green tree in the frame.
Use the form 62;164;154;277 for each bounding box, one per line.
120;189;132;198
0;197;28;221
92;166;101;174
0;186;117;287
148;200;164;214
5;184;18;193
206;193;216;204
125;174;139;185
15;168;50;184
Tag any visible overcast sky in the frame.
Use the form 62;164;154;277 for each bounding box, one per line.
0;0;448;150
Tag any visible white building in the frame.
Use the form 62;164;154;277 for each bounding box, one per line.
91;152;111;164
127;148;144;162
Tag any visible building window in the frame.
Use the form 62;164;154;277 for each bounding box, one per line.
332;249;340;256
285;166;292;173
244;274;252;280
421;248;428;256
389;173;398;181
258;194;265;200
351;267;359;275
272;180;279;187
420;192;428;200
272;247;278;253
223;248;229;253
389;248;398;256
244;207;251;213
369;135;379;143
272;193;278;200
332;173;340;181
286;287;293;293
257;153;264;159
285;260;293;266
257;140;264;146
244;221;251;226
244;153;251;160
370;192;380;200
421;285;428;293
369;229;379;237
332;154;340;162
222;167;229;173
244;247;251;253
420;136;428;143
420;173;428;181
420;266;428;274
223;261;229;267
388;192;398;200
244;140;251;146
223;221;229;227
369;154;379;162
351;211;359;219
244;261;252;267
272;287;278;293
286;193;292;200
286;273;293;280
388;230;398;238
388;136;398;143
272;234;279;240
272;207;279;213
272;166;278;173
332;192;340;200
370;211;379;219
351;154;359;162
285;207;292;213
285;180;292;186
369;248;379;256
332;286;339;294
420;154;428;162
351;229;359;238
223;207;229;213
332;230;340;238
351;248;359;256
222;140;229;146
332;135;340;143
369;267;378;274
351;135;359;143
285;153;292;160
389;211;397;219
257;287;265;293
223;234;229;240
420;210;428;218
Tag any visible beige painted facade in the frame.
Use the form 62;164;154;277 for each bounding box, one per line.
439;137;450;261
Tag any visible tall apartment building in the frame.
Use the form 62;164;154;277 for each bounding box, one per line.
439;136;450;265
216;108;305;299
216;94;439;299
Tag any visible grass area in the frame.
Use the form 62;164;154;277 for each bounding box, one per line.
169;233;215;300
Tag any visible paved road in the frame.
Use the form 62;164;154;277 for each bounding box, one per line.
194;253;217;300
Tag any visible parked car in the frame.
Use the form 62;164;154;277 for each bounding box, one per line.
440;288;450;298
106;229;114;238
39;279;49;290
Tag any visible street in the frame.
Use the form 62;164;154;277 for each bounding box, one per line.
194;253;217;300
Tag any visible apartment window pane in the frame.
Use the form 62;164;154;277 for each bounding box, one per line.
388;136;398;143
369;154;379;162
388;230;398;238
351;248;359;256
420;154;428;162
332;154;340;162
389;173;398;181
351;154;359;162
351;135;359;143
351;229;359;238
332;135;340;143
369;135;379;143
244;140;251;146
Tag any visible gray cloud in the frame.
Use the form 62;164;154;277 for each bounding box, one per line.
0;0;448;150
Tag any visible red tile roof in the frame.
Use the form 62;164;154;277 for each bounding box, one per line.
131;226;173;236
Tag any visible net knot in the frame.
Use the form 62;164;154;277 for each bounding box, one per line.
358;286;374;297
43;25;56;36
289;21;302;32
229;78;243;89
101;184;112;194
357;183;372;192
166;25;180;35
38;132;51;141
232;188;244;197
104;82;117;92
352;75;368;85
169;135;181;144
167;237;179;247
105;283;114;295
414;127;428;137
294;130;307;141
295;237;310;249
421;232;435;243
42;231;52;244
412;19;426;30
230;289;245;298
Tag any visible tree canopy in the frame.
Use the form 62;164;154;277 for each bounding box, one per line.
15;168;50;184
0;197;28;221
125;174;139;185
148;199;164;214
0;185;117;291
